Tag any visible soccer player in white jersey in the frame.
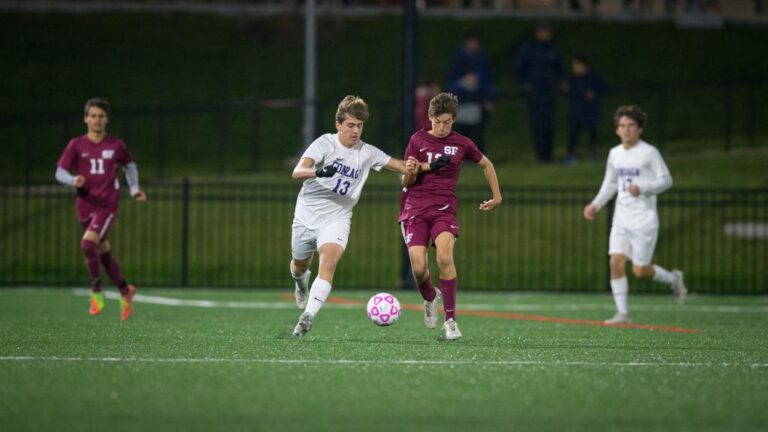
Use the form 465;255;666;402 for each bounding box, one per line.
290;95;425;338
583;105;687;324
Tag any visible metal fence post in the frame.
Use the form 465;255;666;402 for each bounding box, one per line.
217;109;227;175
724;83;732;153
747;82;756;147
181;177;190;287
24;119;32;191
251;108;260;171
158;110;166;179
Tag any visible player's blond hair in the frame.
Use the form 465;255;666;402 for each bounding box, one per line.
335;95;369;123
84;97;110;116
614;105;646;128
428;92;459;119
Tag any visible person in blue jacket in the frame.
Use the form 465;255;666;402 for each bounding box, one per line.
514;21;563;163
564;54;607;164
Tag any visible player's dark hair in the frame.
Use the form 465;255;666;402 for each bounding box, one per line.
84;98;110;116
428;92;459;119
335;95;369;123
573;54;590;66
613;105;646;128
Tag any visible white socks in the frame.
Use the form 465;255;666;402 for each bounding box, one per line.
652;264;676;285
305;277;331;316
610;277;629;315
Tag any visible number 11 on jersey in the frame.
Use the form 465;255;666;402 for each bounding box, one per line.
89;158;105;175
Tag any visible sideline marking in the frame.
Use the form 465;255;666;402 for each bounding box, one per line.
1;356;765;369
59;289;768;313
71;289;703;333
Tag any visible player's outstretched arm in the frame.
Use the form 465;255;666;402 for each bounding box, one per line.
392;157;421;187
384;156;420;175
477;156;502;211
292;157;327;179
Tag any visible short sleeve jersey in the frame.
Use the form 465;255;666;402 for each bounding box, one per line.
56;135;133;211
293;133;391;230
604;140;671;230
399;129;483;222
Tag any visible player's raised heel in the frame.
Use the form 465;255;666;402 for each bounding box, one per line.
294;270;311;309
671;270;687;305
89;292;105;316
604;313;631;324
442;318;462;340
120;285;136;321
424;289;442;329
292;312;314;338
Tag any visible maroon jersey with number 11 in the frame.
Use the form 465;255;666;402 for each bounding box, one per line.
57;135;133;213
398;129;483;222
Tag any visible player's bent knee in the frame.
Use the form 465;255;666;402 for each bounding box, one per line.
633;265;651;279
80;239;99;256
411;265;429;280
436;253;453;269
291;258;311;273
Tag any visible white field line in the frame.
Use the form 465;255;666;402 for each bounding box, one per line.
71;289;768;314
1;355;766;369
71;289;357;310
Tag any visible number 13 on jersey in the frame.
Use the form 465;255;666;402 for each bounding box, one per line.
332;178;350;195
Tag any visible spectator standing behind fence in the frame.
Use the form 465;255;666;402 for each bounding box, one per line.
448;34;495;153
399;93;502;341
563;54;607;165
54;98;146;320
583;105;687;324
513;21;563;163
415;80;441;131
289;95;429;338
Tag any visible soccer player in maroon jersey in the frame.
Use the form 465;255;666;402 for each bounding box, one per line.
400;92;502;340
55;98;146;320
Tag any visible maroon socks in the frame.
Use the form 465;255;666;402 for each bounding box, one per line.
440;278;458;320
418;277;437;302
80;239;101;293
100;251;129;295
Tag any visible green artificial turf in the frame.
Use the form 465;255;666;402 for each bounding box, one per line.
1;288;766;431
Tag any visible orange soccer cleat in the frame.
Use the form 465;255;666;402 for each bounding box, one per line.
120;285;137;321
89;292;105;316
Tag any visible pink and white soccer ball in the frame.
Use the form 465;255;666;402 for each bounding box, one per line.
366;292;401;326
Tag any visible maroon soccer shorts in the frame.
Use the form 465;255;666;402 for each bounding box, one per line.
78;206;117;241
400;209;459;247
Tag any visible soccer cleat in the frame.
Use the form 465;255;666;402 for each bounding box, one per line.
120;285;136;321
89;292;105;316
294;270;311;309
604;313;631;324
671;270;687;305
424;289;442;329
292;312;314;338
442;318;462;340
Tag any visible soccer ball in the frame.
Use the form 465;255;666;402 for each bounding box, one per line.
366;293;401;326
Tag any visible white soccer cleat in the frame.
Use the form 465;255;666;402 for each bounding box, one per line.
294;270;311;309
442;318;462;340
671;270;687;305
604;313;631;324
292;312;314;338
424;289;442;329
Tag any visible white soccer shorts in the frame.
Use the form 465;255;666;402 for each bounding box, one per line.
608;225;658;266
291;220;351;260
